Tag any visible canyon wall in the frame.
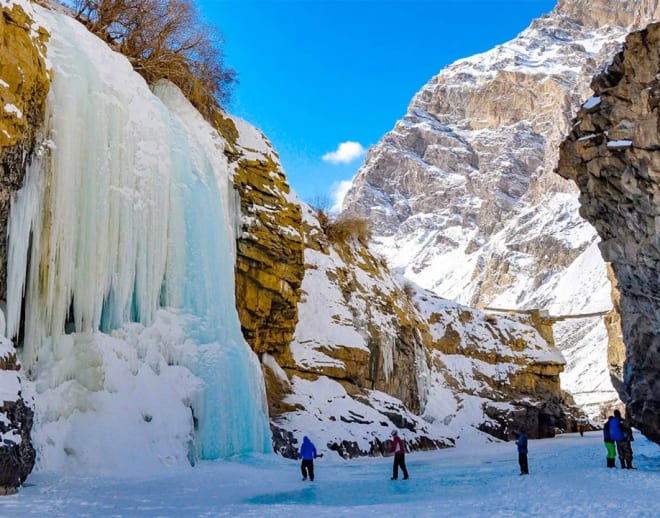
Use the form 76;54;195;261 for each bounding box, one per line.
557;23;660;444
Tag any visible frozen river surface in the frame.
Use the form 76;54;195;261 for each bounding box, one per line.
1;431;658;517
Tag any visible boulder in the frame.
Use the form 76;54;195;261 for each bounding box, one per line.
0;339;35;493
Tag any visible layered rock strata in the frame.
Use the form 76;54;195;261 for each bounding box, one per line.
418;292;579;440
271;207;445;457
557;23;660;444
215;113;306;417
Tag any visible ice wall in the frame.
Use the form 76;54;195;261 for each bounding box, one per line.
6;6;270;471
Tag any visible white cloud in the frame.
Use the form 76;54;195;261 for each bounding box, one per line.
330;180;353;214
322;141;366;164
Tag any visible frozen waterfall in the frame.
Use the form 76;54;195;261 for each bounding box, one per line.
6;7;270;471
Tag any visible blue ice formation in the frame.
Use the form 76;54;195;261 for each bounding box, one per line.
6;7;270;461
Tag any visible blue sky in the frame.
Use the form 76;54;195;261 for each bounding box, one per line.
198;1;557;206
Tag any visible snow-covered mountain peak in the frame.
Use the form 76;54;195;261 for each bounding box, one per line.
340;0;660;417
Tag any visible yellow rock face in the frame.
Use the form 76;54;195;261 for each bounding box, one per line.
604;264;625;388
232;155;304;356
0;2;50;300
0;4;49;148
214;113;305;415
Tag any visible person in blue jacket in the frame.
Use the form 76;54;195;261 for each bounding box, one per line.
513;430;529;475
299;436;319;481
611;409;635;469
603;415;617;468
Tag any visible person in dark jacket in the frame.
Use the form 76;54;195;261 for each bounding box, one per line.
389;430;409;480
513;431;529;475
613;409;635;469
603;415;616;468
299;436;318;481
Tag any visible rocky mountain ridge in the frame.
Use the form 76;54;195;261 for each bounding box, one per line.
340;0;660;418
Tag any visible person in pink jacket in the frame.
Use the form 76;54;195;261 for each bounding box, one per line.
389;430;409;480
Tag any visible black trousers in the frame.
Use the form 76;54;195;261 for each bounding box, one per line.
301;459;314;481
518;453;529;474
616;440;633;468
392;453;409;479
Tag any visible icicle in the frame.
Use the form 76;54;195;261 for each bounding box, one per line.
382;334;395;381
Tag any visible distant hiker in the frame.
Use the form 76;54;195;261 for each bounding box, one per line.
603;415;616;468
513;431;529;475
299;436;320;481
612;409;635;469
389;430;409;480
577;418;586;437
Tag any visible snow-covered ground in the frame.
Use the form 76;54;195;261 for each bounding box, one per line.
3;432;658;517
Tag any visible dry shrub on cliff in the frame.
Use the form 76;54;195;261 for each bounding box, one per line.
69;0;236;116
315;208;370;245
402;280;415;301
326;217;370;244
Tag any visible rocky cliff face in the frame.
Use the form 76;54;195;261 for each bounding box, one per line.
266;204;583;458
291;209;427;415
557;23;660;444
0;339;34;494
214;112;305;417
605;265;626;402
341;0;660;417
214;104;583;451
0;0;49;491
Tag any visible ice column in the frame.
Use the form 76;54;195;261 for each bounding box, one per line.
154;80;271;457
